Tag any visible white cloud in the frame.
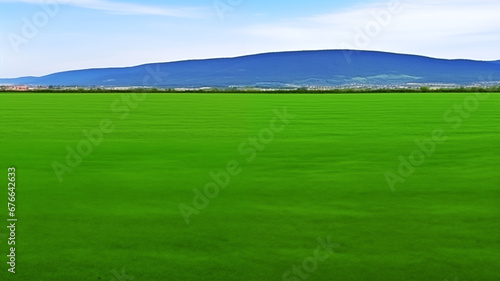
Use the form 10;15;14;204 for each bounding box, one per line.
242;0;500;60
0;0;207;18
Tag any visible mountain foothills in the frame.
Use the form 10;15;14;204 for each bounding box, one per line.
2;50;499;88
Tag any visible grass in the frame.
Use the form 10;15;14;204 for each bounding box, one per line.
0;93;499;281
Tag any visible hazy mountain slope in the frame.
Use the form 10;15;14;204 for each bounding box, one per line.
1;50;499;87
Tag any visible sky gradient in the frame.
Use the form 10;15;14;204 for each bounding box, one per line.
0;0;499;78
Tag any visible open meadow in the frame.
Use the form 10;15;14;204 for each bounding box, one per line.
0;93;499;280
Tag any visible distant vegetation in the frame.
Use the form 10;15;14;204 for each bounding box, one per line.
1;86;500;93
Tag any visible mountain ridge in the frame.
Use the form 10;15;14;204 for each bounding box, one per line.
2;50;499;87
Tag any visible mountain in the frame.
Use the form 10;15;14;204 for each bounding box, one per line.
1;50;499;87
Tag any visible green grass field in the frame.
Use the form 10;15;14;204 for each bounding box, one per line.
0;93;499;281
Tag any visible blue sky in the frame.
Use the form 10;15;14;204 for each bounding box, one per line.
0;0;499;78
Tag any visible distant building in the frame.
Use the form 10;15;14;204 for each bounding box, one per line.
7;85;29;91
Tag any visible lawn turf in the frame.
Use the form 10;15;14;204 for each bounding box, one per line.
0;93;499;281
